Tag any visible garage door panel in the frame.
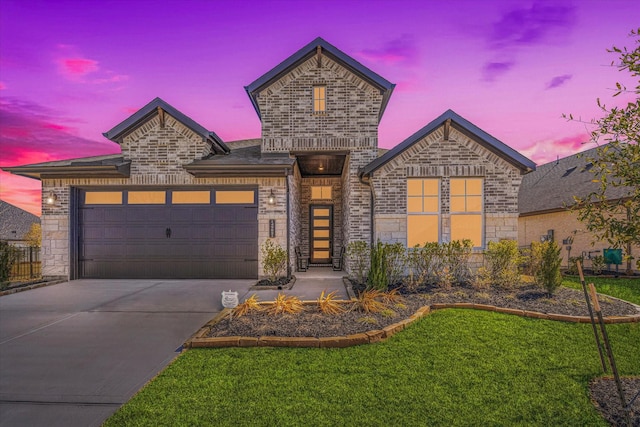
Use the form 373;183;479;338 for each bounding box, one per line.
78;189;257;279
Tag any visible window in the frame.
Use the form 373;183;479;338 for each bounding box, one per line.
310;186;332;200
84;191;122;204
215;190;255;204
128;191;166;204
450;178;483;247
407;179;439;247
313;85;326;112
172;191;211;204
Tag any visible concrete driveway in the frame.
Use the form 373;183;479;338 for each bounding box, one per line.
0;279;253;427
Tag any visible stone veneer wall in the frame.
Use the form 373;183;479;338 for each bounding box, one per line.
256;55;383;153
299;177;343;259
288;164;302;272
371;126;523;264
40;118;287;279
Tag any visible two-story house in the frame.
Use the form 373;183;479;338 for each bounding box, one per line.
5;37;535;281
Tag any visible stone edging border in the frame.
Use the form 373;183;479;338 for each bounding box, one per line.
0;279;67;297
186;303;640;349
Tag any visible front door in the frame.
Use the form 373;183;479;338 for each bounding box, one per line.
310;205;332;264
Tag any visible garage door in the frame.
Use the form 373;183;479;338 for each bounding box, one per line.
78;188;258;279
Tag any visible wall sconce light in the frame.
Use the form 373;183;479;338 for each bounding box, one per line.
267;189;276;205
46;191;57;205
318;162;324;172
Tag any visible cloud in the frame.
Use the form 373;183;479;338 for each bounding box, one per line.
58;57;99;79
0;97;119;167
359;35;419;65
55;46;128;85
489;2;576;50
520;133;589;165
546;74;572;89
482;61;514;82
0;82;6;90
480;2;575;82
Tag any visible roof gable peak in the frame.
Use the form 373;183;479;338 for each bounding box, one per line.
245;37;395;120
102;97;229;154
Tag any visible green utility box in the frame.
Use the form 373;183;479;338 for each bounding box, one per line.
603;248;623;265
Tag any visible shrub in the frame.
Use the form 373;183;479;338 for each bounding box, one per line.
407;242;443;290
233;294;262;317
368;241;388;290
567;256;583;275
479;240;523;289
533;241;562;296
261;240;287;282
591;255;605;275
441;240;473;284
0;241;18;287
367;241;406;290
268;293;304;315
347;241;369;285
352;289;385;313
317;290;345;315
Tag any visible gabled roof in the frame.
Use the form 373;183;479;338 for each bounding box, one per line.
245;37;395;121
519;144;633;216
2;154;130;180
361;109;536;176
0;200;40;241
103;97;229;154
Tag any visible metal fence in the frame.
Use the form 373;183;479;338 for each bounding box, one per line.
4;245;42;282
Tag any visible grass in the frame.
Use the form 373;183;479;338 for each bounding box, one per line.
563;276;640;305
104;310;640;426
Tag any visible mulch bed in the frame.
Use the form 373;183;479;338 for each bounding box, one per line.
591;377;640;426
207;283;638;339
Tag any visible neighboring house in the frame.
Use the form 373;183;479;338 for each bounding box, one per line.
518;145;638;271
0;200;40;247
4;37;535;281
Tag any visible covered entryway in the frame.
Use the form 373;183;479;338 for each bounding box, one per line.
77;188;258;279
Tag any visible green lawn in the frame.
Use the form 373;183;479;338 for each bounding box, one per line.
563;276;640;305
105;310;640;426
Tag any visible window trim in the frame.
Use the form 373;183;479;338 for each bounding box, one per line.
406;178;440;247
313;85;326;113
449;177;484;248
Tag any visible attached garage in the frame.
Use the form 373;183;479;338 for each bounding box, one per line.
77;188;258;279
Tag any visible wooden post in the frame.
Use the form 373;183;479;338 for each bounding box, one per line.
577;261;607;372
588;283;632;427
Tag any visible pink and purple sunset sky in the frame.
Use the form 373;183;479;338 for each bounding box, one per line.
1;0;638;216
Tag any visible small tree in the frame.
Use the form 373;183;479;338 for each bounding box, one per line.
24;223;41;248
0;241;18;287
532;241;563;296
261;240;287;282
566;28;639;274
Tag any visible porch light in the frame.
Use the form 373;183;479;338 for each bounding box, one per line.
267;189;276;205
46;191;57;205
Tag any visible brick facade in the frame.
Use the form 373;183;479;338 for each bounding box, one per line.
40;118;286;279
371;126;522;252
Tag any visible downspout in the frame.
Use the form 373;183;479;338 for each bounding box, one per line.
286;170;291;277
358;169;374;248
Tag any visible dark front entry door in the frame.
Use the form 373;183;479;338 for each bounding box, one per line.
310;205;332;263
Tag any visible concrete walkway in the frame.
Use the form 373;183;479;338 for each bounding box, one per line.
247;267;350;301
0;279;253;427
